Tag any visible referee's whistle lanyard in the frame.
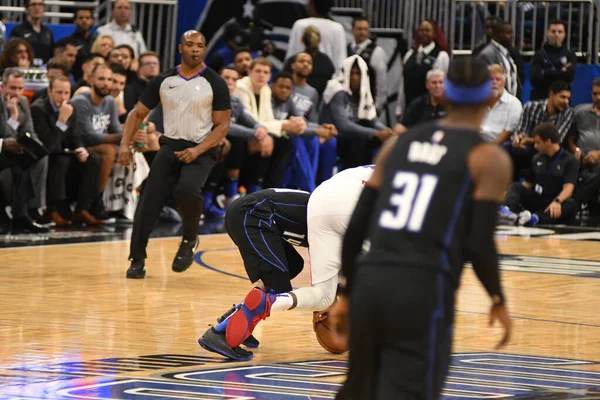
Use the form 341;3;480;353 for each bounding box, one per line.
541;46;566;71
537;148;564;186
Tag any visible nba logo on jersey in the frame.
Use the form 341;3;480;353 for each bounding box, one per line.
431;130;445;143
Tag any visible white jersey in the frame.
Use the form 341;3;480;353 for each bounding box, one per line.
307;165;374;284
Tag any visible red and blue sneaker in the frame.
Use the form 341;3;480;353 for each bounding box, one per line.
226;287;276;348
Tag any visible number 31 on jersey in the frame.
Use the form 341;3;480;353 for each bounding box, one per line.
379;172;438;232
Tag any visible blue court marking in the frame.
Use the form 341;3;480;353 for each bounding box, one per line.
33;353;600;400
193;248;248;281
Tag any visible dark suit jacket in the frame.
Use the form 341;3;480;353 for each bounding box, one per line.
0;97;36;139
30;97;83;154
478;42;523;99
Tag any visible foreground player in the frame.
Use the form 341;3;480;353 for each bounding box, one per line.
198;165;374;360
333;57;513;399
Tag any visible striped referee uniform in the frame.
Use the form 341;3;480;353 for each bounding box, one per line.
129;64;231;261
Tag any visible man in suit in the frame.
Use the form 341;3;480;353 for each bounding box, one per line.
478;21;521;99
31;76;102;225
0;68;49;233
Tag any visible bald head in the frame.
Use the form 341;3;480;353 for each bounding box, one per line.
181;30;205;45
179;30;207;69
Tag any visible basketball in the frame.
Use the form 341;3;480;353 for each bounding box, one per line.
312;297;349;354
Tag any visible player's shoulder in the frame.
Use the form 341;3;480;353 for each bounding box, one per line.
468;142;512;178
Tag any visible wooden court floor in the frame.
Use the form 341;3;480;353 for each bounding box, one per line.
0;229;600;399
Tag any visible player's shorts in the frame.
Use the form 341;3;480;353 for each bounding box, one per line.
225;199;304;293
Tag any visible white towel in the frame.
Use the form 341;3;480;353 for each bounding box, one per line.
322;54;377;121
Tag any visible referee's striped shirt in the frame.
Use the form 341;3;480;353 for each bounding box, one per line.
139;64;231;144
516;99;574;142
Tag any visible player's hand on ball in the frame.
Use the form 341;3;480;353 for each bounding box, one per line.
327;295;349;342
489;302;511;349
175;147;201;164
117;146;133;166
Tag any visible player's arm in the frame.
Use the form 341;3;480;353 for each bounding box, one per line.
339;136;398;296
467;143;513;349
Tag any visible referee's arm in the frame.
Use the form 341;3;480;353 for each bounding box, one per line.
188;108;232;157
118;101;151;166
119;73;164;165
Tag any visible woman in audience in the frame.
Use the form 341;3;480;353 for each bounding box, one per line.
91;35;114;59
0;37;34;74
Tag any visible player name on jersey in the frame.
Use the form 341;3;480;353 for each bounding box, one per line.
407;141;448;165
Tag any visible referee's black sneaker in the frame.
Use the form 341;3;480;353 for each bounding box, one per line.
126;259;146;279
172;237;199;273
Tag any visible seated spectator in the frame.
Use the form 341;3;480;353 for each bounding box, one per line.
286;0;347;71
73;53;105;94
501;123;578;226
529;20;577;101
31;58;70;103
235;57;306;189
70;64;123;220
284;26;335;99
478;21;520;98
68;8;95;82
290;52;337;182
108;45;142;112
271;71;330;191
507;80;573;178
135;52;160;91
0;68;49;233
91;35;114;59
321;55;393;169
96;0;147;57
53;37;78;82
347;17;388;113
233;48;253;78
108;63;128;123
402;20;450;110
394;69;446;135
480;64;523;144
31;76;102;225
10;0;53;66
107;45;137;82
569;78;600;205
0;38;34;74
219;67;272;208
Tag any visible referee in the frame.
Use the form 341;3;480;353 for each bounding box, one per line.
118;30;231;279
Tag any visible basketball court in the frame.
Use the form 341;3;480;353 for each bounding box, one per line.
0;222;599;399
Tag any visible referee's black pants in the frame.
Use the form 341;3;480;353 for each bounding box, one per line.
337;266;454;400
225;199;304;293
129;136;217;260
